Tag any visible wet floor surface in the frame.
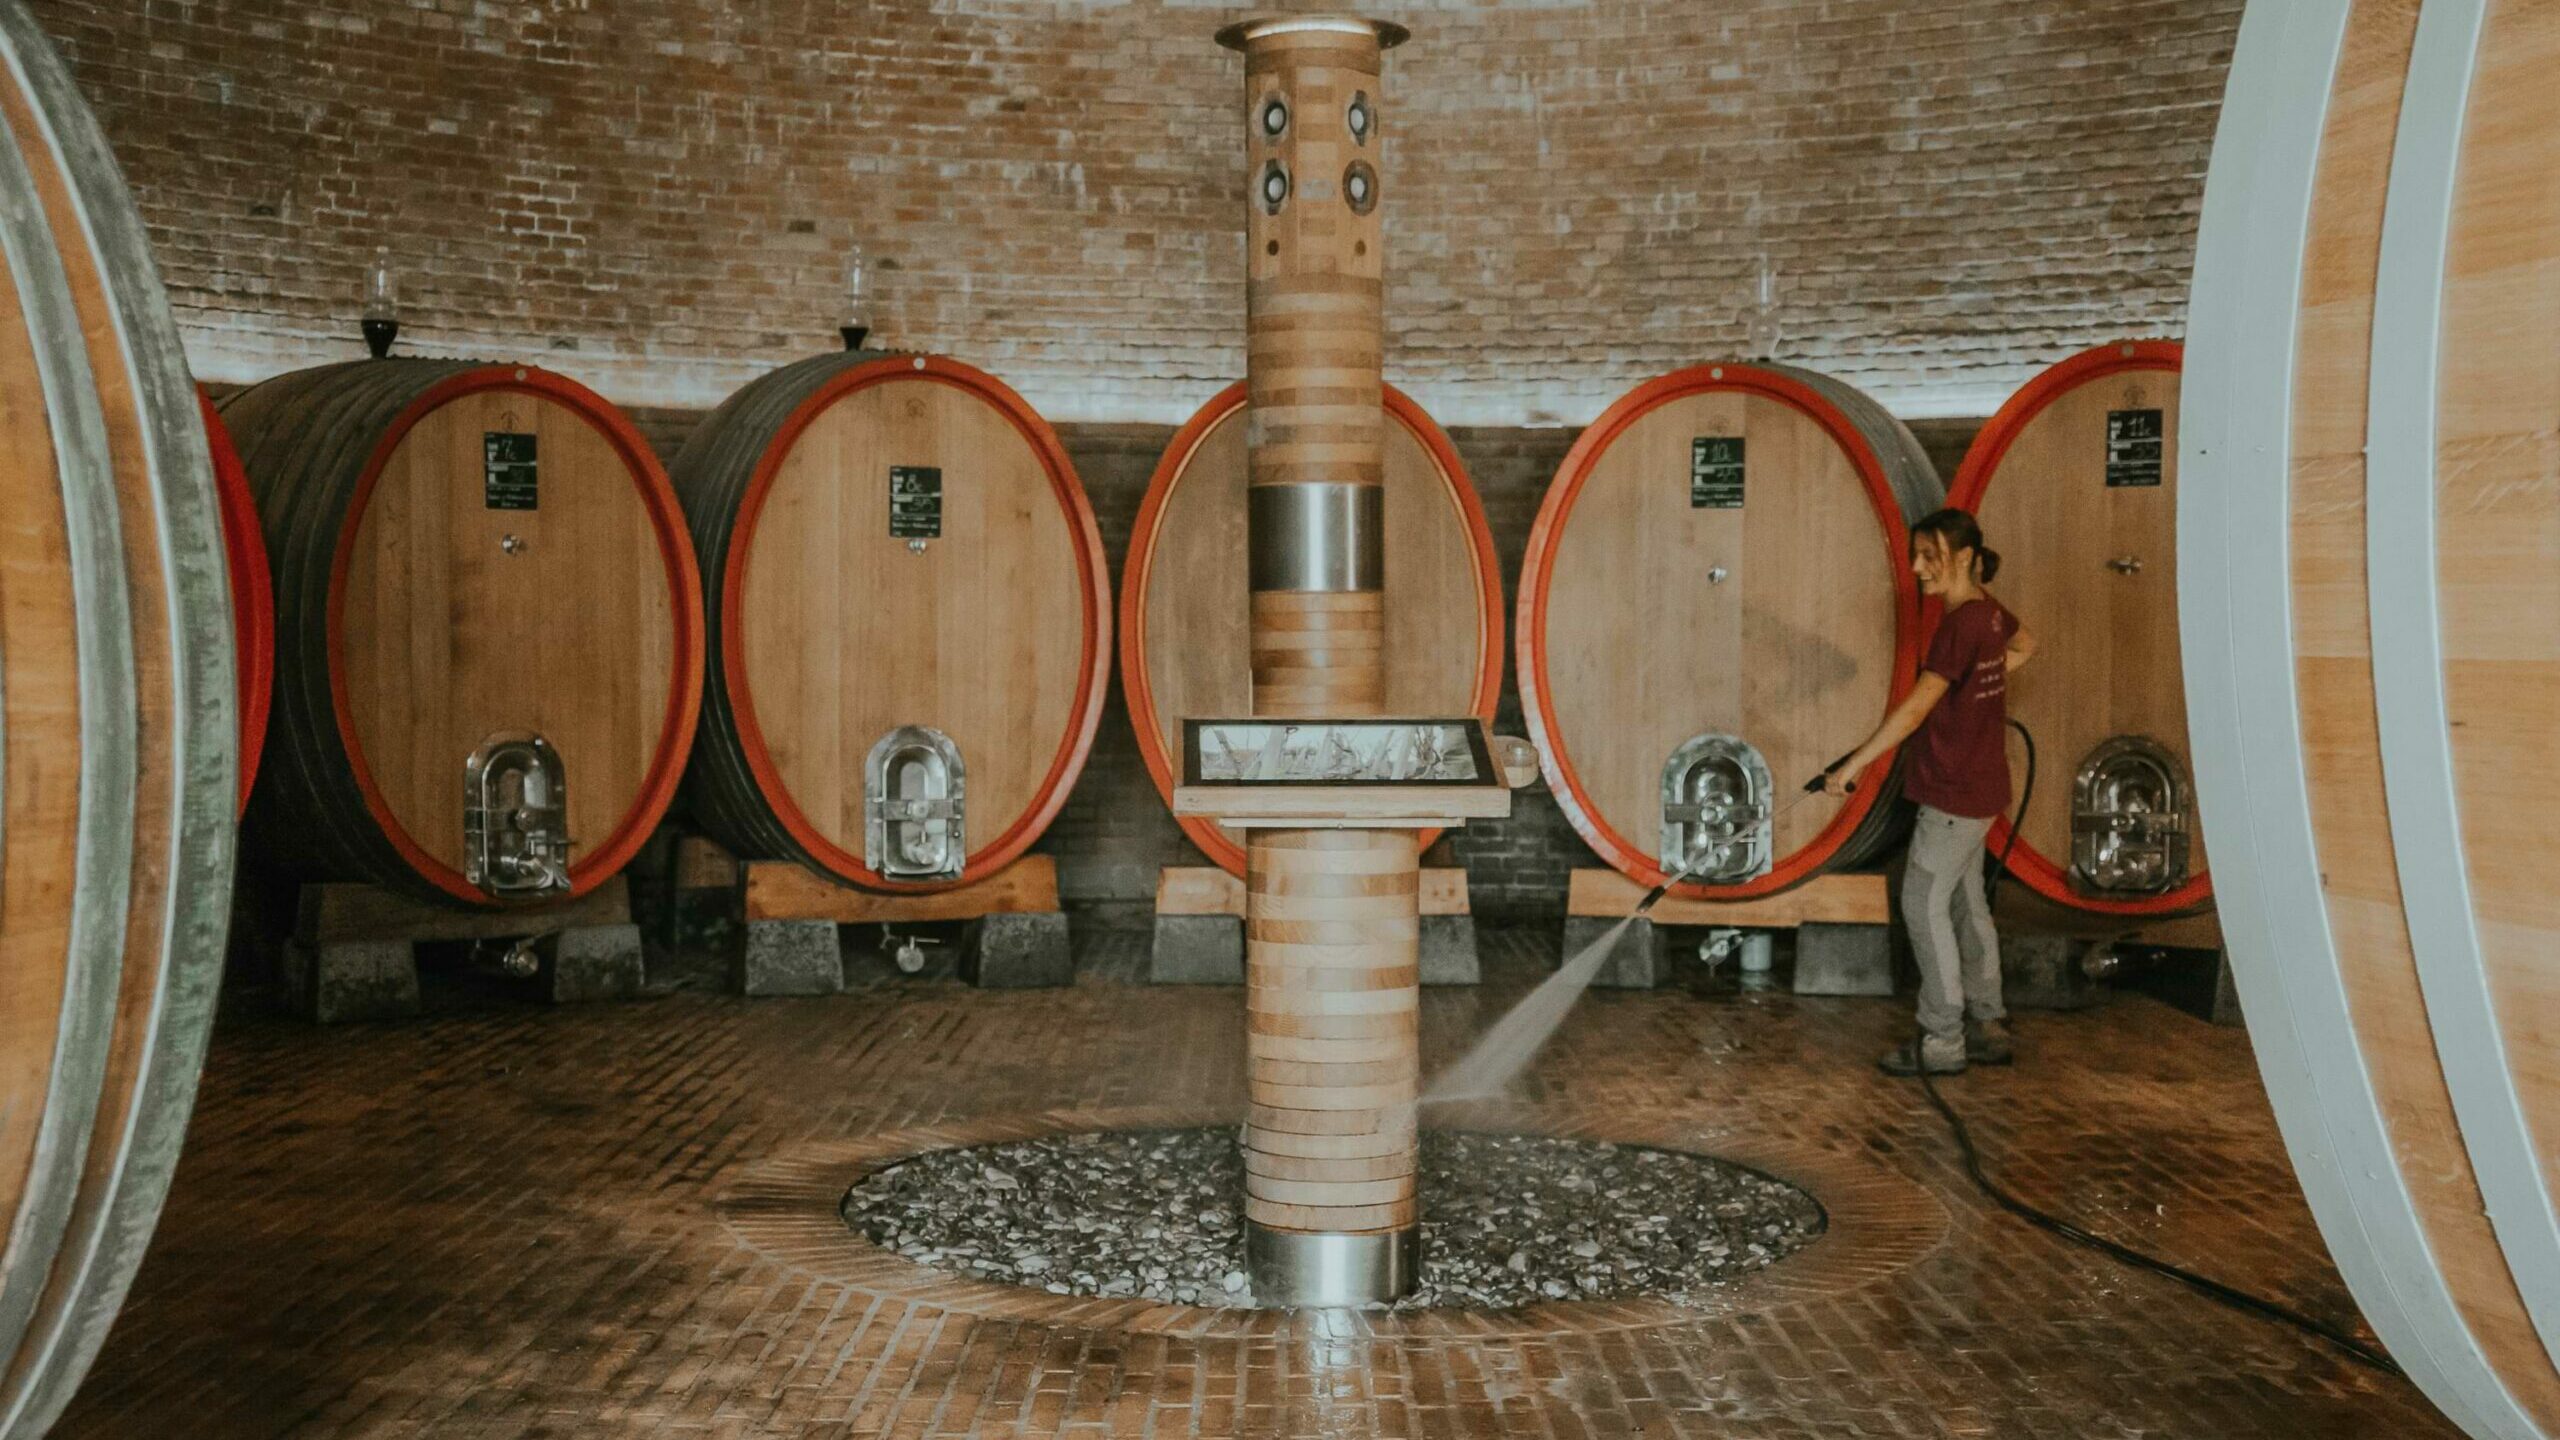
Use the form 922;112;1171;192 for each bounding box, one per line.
56;927;2457;1439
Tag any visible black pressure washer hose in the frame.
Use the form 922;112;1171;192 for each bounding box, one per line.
1900;719;2404;1378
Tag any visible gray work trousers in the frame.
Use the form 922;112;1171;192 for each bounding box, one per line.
1903;805;2004;1050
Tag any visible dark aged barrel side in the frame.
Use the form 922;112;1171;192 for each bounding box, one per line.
220;359;702;907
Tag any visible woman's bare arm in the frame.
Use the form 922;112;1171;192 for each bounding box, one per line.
2004;620;2036;675
1821;671;1951;794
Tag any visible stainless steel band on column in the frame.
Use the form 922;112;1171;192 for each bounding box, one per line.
1245;1225;1418;1308
1247;482;1385;592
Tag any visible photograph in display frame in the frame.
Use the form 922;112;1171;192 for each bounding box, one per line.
1181;717;1495;787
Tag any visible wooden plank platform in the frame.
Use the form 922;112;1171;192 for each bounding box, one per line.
1989;882;2226;949
298;875;633;947
1156;866;1469;918
673;834;740;890
743;854;1059;924
2121;908;2224;951
1564;868;1889;927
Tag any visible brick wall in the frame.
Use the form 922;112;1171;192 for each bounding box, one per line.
32;0;2236;424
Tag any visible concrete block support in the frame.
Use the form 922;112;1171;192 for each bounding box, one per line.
2211;950;2244;1027
737;919;843;996
282;940;421;1024
2004;933;2105;1010
1151;914;1246;984
1792;922;1894;997
544;924;646;1004
962;911;1073;989
1420;914;1480;985
1566;914;1662;990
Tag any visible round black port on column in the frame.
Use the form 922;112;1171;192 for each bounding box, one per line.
1344;160;1377;215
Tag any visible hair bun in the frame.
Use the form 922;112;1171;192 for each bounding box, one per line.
1978;546;2003;583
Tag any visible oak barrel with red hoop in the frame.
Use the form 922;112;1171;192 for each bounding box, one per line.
1950;340;2207;919
203;390;272;815
1517;361;1940;898
217;360;704;906
674;351;1109;892
1121;380;1502;875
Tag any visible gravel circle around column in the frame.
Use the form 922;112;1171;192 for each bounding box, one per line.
838;1126;1825;1310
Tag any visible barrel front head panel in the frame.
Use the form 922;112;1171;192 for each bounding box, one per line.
1659;733;1774;884
865;724;967;882
464;731;572;899
2069;735;2190;896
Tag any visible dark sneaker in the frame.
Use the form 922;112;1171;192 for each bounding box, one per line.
1967;1019;2015;1067
1878;1037;1966;1077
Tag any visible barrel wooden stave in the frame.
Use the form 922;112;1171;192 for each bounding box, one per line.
674;350;1110;891
0;6;236;1432
1520;363;1939;899
220;360;700;905
1953;341;2210;917
1123;382;1502;875
2185;2;2560;1433
223;361;465;891
0;100;112;1417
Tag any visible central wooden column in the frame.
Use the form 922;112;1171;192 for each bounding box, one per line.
1219;12;1419;1307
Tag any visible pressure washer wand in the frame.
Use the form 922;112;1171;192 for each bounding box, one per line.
1631;752;1856;921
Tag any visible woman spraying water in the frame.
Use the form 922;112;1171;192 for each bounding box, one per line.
1823;509;2035;1077
1428;510;2031;1103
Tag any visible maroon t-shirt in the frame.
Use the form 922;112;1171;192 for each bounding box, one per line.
1905;597;2016;819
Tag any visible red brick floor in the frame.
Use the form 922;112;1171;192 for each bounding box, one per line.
53;929;2456;1439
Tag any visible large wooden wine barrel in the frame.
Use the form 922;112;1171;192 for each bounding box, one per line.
204;390;273;814
675;351;1109;891
1121;380;1503;874
0;7;239;1435
1518;362;1941;898
1951;340;2210;918
2183;4;2560;1435
219;360;702;906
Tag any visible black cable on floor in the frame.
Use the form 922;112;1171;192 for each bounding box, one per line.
1916;1064;2401;1375
1910;718;2404;1379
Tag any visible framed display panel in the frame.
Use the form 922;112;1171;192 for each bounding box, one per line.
1174;716;1510;828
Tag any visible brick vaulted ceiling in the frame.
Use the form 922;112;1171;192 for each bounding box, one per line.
31;0;2240;423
